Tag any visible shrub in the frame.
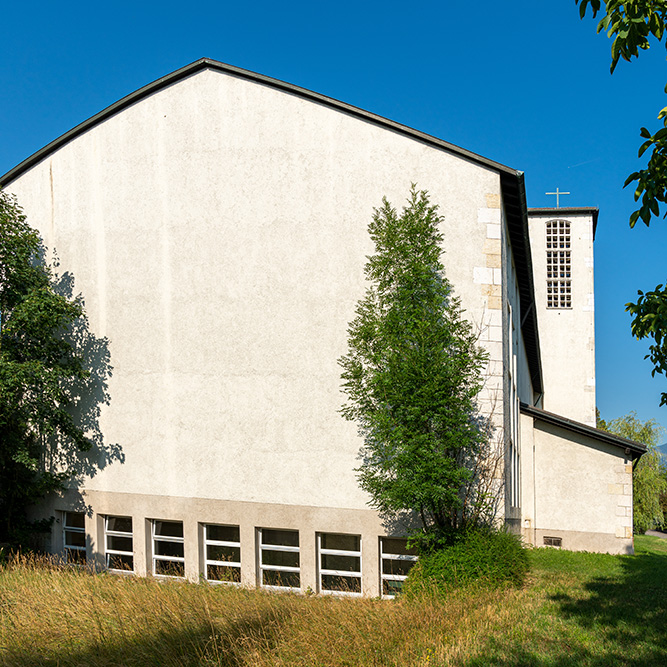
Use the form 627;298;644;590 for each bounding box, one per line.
402;527;528;598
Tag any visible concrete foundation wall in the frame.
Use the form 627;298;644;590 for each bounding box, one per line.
43;489;400;597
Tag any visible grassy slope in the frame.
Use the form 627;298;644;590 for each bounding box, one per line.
461;535;667;666
0;537;665;666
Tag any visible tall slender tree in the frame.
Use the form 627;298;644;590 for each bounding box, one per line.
339;187;489;547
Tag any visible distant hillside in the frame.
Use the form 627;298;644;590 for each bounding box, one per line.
657;443;667;465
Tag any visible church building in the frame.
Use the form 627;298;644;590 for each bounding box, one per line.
0;59;645;596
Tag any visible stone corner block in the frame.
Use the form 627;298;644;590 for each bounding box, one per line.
486;193;501;209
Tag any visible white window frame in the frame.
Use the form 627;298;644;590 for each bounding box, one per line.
104;515;134;573
151;519;185;578
63;511;86;564
317;532;362;596
258;528;300;591
380;537;418;599
203;523;241;585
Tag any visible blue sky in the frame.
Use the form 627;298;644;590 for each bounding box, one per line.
1;1;666;432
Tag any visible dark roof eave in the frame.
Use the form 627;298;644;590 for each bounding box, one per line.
503;173;543;394
520;402;647;457
0;57;522;189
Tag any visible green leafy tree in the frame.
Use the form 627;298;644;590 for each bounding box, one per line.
577;0;667;228
660;461;667;524
577;2;667;406
626;284;667;406
339;187;490;549
595;407;609;431
598;410;667;533
0;192;91;546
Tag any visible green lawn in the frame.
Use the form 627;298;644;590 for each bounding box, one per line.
461;535;667;666
0;537;665;666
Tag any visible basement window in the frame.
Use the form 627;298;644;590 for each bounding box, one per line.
151;520;185;577
543;536;562;548
203;524;241;584
105;516;134;572
258;528;300;590
318;533;362;595
63;511;86;564
380;537;418;598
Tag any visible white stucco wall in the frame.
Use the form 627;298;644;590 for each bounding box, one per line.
7;67;502;512
519;412;633;554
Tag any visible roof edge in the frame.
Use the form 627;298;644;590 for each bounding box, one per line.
503;172;543;394
0;57;522;188
0;58;543;398
520;402;646;457
527;207;599;238
527;207;599;214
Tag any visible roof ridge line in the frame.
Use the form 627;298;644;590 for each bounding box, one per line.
0;57;521;188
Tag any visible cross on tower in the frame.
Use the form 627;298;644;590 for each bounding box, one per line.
545;188;571;208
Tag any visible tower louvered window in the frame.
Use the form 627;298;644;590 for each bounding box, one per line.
546;220;571;308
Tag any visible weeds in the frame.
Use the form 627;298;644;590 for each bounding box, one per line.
1;538;666;666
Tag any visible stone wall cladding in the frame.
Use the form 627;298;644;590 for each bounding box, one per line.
611;463;634;539
475;197;504;423
473;194;506;500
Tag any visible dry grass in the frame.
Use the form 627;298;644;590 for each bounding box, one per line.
1;537;666;666
0;553;522;667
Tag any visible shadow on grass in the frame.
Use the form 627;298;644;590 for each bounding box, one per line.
465;550;667;667
1;606;287;667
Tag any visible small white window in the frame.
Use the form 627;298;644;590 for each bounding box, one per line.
204;524;241;584
63;511;86;564
105;516;133;572
318;532;362;595
151;520;185;577
258;528;300;590
380;537;418;598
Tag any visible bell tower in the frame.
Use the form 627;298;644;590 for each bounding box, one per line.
527;207;598;427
